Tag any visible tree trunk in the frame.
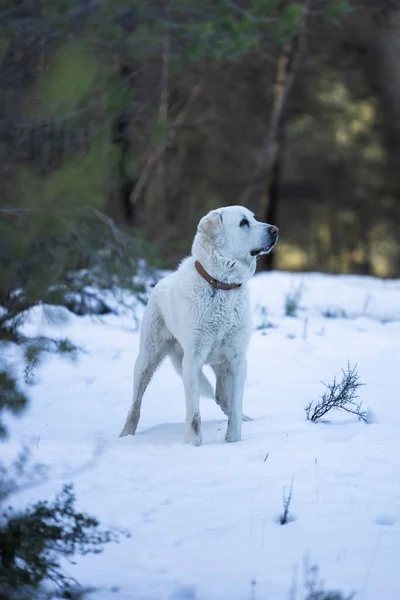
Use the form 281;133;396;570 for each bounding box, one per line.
156;25;170;215
260;147;283;271
346;7;400;161
240;42;293;212
240;3;309;238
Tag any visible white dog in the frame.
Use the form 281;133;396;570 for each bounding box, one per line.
119;206;279;446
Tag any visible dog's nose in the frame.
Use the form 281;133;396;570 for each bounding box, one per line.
269;225;279;237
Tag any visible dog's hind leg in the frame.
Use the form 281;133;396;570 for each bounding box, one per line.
212;364;252;422
224;355;247;442
119;307;170;438
169;341;215;399
213;364;230;416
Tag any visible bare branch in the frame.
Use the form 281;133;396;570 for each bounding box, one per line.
306;362;367;423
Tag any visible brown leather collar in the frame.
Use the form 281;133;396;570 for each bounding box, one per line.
194;260;242;291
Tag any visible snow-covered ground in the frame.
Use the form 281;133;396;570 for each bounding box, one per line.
3;271;400;600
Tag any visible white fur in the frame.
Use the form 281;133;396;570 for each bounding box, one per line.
119;205;278;446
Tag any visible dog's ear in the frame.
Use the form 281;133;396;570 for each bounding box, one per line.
197;210;225;247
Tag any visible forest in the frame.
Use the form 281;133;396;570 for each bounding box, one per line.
1;0;400;279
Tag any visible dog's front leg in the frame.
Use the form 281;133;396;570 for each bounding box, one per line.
182;350;203;446
225;355;247;443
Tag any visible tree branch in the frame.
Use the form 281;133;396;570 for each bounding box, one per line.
129;82;203;209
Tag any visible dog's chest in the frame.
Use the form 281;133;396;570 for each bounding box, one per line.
199;292;250;365
198;288;249;336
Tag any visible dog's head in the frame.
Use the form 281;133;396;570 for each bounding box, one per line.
195;206;279;265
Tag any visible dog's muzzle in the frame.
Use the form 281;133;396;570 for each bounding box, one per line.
251;225;279;256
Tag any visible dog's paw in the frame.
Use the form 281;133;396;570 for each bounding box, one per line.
184;414;202;446
118;424;137;438
184;428;202;446
184;434;202;446
191;435;202;447
225;429;241;443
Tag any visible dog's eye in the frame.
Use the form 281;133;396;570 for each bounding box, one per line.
240;218;249;227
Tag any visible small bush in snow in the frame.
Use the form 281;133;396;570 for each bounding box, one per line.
303;564;355;600
23;336;78;385
278;479;295;525
320;306;347;319
306;362;366;423
284;284;303;317
254;305;276;330
0;371;28;439
0;452;128;599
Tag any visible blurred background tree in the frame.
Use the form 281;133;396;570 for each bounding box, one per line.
1;0;400;277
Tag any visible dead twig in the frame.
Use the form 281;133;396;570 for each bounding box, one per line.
306;362;367;423
278;478;294;525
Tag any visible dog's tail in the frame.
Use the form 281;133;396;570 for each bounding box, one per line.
198;371;215;399
168;343;215;399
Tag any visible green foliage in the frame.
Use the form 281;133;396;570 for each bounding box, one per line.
23;336;78;385
0;371;28;439
23;344;41;384
0;482;126;599
276;3;304;40
0;33;11;62
14;129;118;211
2;0;400;279
56;338;77;355
34;41;98;118
284;63;395;275
1;333;78;435
0;204;154;436
0;209;149;326
284;283;303;317
102;69;133;115
41;0;75;20
43;133;118;209
127;0;311;65
322;1;351;25
0;454;125;597
0;449;48;506
151;118;170;146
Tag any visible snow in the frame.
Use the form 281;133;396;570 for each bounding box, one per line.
2;271;400;600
